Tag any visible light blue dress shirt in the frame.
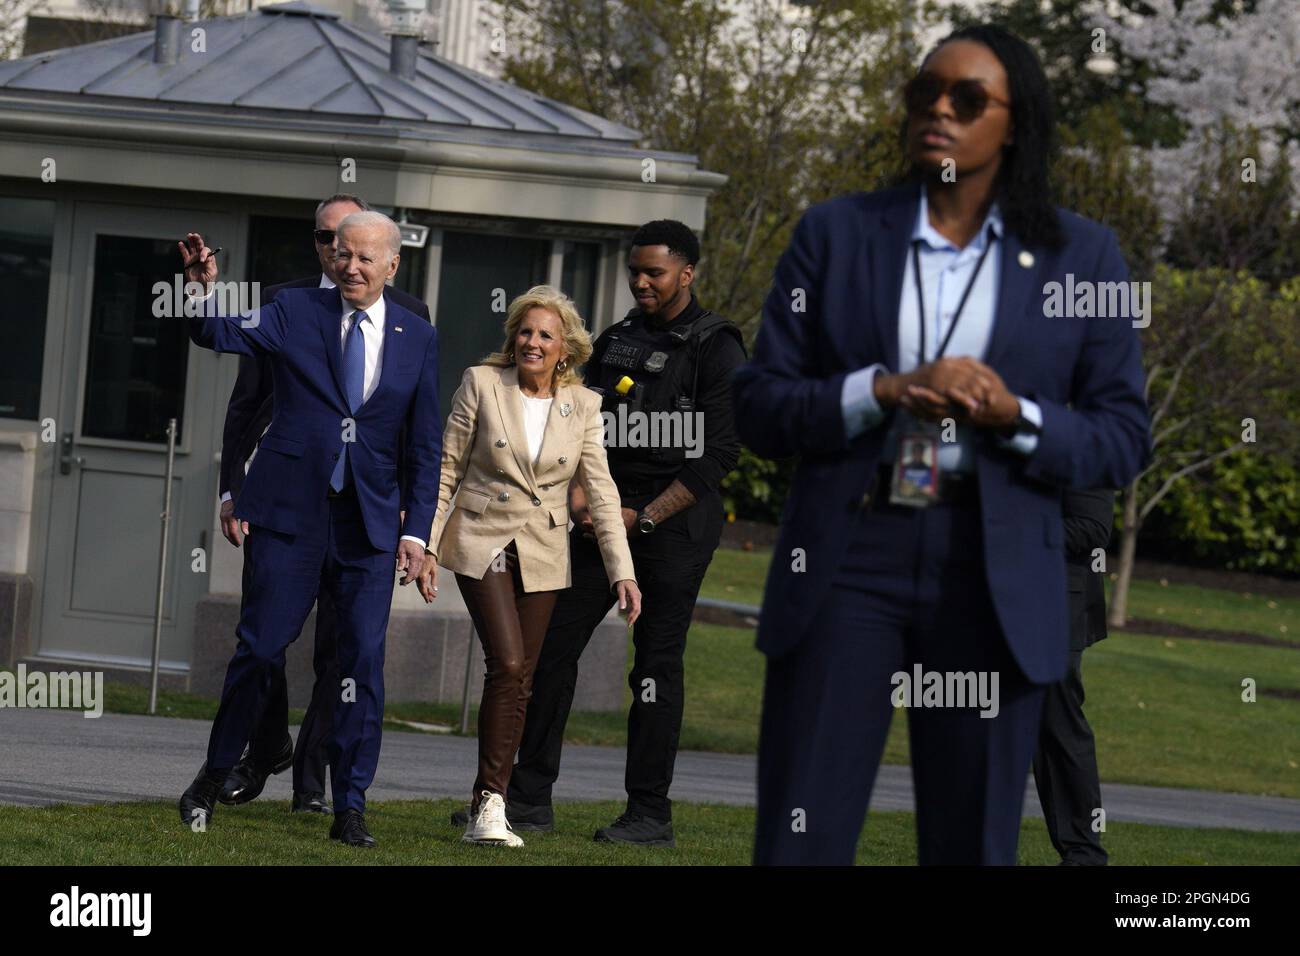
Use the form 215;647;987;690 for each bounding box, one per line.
841;187;1041;471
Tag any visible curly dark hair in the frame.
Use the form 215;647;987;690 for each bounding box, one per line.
902;23;1063;250
630;219;701;265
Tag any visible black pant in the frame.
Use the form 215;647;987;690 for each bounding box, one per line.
509;520;715;821
248;569;338;797
1032;649;1108;864
753;498;1044;865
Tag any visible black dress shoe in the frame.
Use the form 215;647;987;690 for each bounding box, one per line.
330;809;376;848
593;811;675;847
292;791;332;814
179;765;229;829
449;801;554;832
219;737;294;806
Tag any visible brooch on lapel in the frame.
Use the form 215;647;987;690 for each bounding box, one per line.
1017;251;1034;269
560;403;572;417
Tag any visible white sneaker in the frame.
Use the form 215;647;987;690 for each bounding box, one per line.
462;791;524;846
459;802;478;842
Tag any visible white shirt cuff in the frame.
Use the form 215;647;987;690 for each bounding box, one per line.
998;397;1042;456
399;534;427;549
220;491;232;504
842;364;888;440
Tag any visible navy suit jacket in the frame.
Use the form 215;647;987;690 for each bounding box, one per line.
732;187;1150;683
220;278;431;501
190;287;441;554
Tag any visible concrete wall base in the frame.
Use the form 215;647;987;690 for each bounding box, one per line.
0;572;33;671
190;595;629;713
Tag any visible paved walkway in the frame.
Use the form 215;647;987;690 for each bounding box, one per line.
2;709;1298;832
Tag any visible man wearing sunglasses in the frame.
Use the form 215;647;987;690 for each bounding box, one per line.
214;193;431;816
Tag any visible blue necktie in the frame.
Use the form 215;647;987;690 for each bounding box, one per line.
329;310;367;491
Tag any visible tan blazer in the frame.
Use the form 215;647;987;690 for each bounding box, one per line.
428;364;635;592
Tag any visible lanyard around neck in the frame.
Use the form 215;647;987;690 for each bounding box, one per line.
912;229;994;364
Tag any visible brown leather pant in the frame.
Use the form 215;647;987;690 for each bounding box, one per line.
455;541;558;812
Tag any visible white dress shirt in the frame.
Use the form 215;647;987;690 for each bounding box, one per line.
341;291;386;406
336;290;425;549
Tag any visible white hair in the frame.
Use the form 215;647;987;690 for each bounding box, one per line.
337;211;402;259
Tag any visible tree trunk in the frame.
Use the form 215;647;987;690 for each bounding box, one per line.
1109;481;1141;629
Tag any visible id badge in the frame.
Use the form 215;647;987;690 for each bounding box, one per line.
889;432;940;508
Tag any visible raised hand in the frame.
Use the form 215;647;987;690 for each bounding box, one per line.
176;232;218;286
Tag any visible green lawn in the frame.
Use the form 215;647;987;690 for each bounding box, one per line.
1123;576;1299;643
1086;634;1300;797
394;624;1300;799
51;548;1300;802
700;548;1300;643
699;546;772;608
2;798;1294;866
79;628;1300;800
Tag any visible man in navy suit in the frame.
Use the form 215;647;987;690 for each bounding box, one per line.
216;194;431;816
177;211;440;847
733;27;1149;865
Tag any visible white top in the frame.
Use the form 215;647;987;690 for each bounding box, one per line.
520;393;553;464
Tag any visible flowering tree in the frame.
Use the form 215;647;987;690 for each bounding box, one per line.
1087;0;1300;227
1084;0;1300;622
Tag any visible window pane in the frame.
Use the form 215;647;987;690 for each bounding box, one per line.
392;236;427;301
434;231;550;415
0;198;56;420
561;240;600;326
82;236;190;444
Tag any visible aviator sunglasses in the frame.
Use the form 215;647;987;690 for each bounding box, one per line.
903;73;1011;123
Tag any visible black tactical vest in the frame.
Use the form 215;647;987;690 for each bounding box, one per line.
589;307;743;470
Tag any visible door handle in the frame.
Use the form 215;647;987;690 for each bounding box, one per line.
59;432;86;475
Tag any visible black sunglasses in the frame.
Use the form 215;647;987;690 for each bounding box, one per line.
903;73;1011;123
313;229;335;245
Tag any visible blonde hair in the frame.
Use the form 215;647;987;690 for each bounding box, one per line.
482;285;593;387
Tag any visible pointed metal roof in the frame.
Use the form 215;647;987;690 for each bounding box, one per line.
0;2;642;145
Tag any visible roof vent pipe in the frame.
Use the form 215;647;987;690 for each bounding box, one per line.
154;15;181;65
390;34;419;79
387;0;426;80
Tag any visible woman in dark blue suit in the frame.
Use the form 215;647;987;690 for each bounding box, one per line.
733;25;1149;865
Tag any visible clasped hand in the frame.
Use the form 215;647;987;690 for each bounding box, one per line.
885;357;1018;428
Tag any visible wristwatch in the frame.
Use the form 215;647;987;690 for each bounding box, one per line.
636;510;657;535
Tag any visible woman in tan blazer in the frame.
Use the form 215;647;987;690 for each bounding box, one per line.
417;285;639;847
